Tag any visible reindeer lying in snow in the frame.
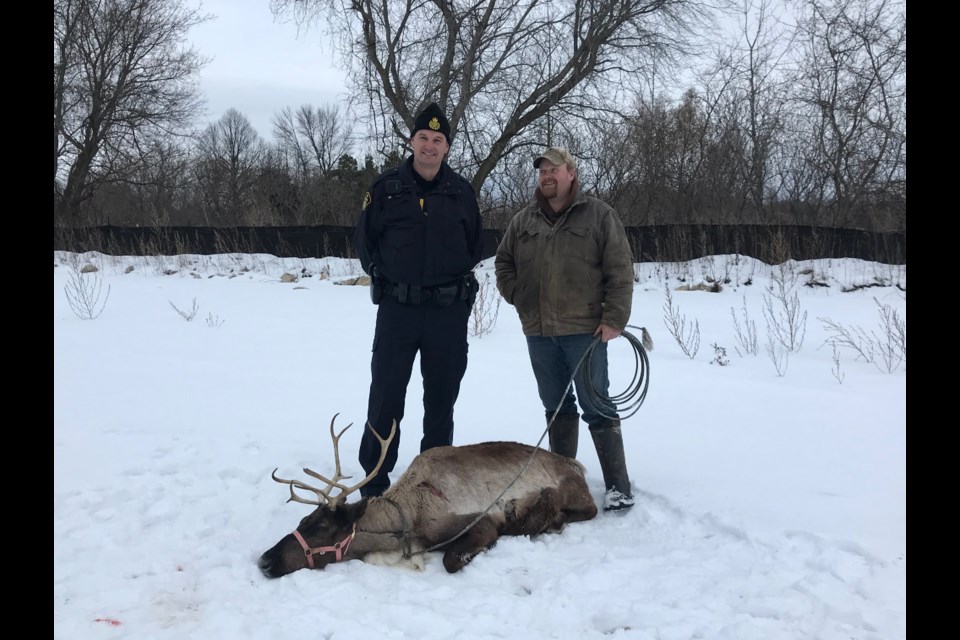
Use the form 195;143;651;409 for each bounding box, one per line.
258;414;598;576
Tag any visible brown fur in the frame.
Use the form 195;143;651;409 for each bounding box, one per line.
258;442;598;577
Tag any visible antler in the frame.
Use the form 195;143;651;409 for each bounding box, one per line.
271;414;397;508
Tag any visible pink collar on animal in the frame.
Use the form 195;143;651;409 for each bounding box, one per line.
292;524;356;569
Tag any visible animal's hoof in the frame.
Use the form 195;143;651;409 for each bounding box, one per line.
443;551;472;573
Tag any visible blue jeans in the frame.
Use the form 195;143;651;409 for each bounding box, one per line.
525;334;618;426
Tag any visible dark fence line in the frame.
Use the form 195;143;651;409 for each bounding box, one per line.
53;224;906;264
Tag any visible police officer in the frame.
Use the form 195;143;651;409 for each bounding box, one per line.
353;102;484;497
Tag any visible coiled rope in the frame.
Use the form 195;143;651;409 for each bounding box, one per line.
576;324;652;420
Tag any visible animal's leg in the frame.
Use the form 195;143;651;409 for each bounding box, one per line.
502;487;565;535
560;479;600;523
441;515;500;573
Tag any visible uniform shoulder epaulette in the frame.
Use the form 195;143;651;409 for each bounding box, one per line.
363;168;402;211
369;167;401;190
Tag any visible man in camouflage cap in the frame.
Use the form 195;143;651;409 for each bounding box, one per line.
495;146;637;512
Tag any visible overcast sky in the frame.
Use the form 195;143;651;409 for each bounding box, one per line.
190;0;348;138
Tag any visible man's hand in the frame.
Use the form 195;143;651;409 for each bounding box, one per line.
594;323;622;343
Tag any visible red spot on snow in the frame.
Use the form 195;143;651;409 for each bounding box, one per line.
94;617;122;626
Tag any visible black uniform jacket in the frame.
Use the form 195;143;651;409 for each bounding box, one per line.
354;156;483;287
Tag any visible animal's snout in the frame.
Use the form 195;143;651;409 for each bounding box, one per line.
258;553;279;578
257;533;316;578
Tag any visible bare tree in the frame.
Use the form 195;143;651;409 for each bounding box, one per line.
599;89;727;226
128;139;196;226
269;103;358;224
82;138;197;226
273;104;354;178
610;95;677;225
54;0;210;223
789;0;906;230
702;0;792;220
271;0;715;196
193;109;267;225
597;0;906;232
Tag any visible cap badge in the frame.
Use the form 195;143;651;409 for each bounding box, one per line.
429;117;441;131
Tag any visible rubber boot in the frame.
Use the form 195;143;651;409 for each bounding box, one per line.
589;419;635;511
547;412;579;459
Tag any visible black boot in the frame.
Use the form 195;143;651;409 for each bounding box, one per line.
589;419;635;512
547;412;579;459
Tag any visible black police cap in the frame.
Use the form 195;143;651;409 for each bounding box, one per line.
410;102;451;144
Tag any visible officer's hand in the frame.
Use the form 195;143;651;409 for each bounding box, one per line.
594;323;622;343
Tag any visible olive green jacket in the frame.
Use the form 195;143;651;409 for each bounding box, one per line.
494;191;634;337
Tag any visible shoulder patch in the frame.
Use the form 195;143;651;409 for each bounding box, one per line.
362;191;372;211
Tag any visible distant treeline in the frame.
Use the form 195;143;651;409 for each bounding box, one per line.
54;224;905;265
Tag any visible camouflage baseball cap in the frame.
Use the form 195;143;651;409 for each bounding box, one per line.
533;147;577;171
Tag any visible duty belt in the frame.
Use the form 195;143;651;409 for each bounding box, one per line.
383;281;464;307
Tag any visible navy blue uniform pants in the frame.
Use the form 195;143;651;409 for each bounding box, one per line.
359;295;470;495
